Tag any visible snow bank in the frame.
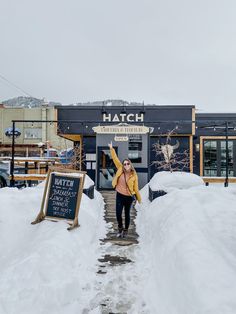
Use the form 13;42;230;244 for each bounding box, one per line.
84;174;95;189
0;175;106;314
136;173;236;314
37;172;95;190
149;171;204;192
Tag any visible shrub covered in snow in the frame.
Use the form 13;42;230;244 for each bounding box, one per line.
149;171;204;193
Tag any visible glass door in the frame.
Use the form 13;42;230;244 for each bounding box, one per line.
97;147;117;190
220;141;234;177
203;139;235;177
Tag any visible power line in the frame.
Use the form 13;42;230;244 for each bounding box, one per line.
0;73;33;98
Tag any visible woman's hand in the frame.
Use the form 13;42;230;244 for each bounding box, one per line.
108;141;113;149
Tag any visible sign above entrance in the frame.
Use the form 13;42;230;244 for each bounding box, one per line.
92;123;151;134
103;113;144;123
114;135;129;141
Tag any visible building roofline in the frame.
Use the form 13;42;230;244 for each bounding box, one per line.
56;104;195;110
196;112;236;117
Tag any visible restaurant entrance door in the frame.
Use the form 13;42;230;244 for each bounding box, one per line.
96;132;149;190
97;146;117;190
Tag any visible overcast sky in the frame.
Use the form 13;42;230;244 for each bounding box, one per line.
0;0;236;112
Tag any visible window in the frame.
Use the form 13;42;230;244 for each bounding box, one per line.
220;141;234;177
203;139;235;177
203;141;217;176
24;128;42;139
128;135;142;163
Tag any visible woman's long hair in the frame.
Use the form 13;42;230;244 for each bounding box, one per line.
122;159;135;173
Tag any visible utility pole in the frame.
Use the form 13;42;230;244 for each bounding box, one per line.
225;121;229;187
10;121;15;187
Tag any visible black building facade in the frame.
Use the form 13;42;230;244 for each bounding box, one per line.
56;104;236;189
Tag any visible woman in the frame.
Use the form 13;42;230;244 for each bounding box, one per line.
108;141;141;238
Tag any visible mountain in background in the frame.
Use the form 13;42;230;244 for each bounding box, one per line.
2;96;147;108
73;99;145;106
2;96;61;108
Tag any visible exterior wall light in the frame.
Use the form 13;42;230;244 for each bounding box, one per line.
195;143;200;152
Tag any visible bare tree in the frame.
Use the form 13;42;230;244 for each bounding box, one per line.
152;128;190;172
53;122;86;171
62;143;86;171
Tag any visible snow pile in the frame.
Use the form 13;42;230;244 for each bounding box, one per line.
84;173;95;189
37;172;94;190
0;176;106;314
136;173;236;314
149;171;204;192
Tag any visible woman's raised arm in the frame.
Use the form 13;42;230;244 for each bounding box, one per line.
108;141;122;169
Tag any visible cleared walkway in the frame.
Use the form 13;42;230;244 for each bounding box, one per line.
96;190;140;313
100;190;139;246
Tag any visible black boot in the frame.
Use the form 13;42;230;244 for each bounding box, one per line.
116;228;123;238
122;229;128;238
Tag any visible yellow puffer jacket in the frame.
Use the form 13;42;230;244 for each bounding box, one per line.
110;147;142;203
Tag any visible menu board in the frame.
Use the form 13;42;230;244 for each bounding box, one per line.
31;168;86;230
46;173;81;220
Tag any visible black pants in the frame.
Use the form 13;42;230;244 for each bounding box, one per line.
116;191;133;231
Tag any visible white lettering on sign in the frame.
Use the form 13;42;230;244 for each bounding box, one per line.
103;113;111;122
120;113;126;122
102;113;144;122
114;135;129;141
54;178;74;188
113;114;119;122
127;114;134;122
93;124;150;134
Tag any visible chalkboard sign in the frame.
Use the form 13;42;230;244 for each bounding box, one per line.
31;167;86;230
46;173;81;220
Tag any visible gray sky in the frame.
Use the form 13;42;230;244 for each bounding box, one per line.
0;0;236;112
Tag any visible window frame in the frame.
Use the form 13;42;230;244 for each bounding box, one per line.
24;127;42;139
201;136;236;177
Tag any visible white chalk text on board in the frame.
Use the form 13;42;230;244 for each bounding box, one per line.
31;167;86;231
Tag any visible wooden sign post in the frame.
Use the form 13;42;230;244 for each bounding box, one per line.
31;167;86;230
